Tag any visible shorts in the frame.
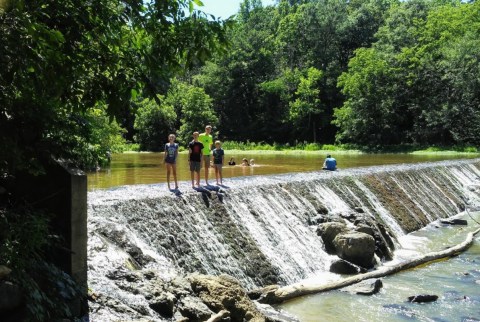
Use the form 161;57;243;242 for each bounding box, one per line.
203;155;211;163
214;164;222;170
190;161;201;172
165;159;176;165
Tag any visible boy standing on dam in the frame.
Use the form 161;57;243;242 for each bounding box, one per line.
188;132;204;188
198;125;213;185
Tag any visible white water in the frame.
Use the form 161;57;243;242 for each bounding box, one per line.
88;159;480;321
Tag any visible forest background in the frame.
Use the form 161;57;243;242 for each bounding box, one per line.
133;0;480;156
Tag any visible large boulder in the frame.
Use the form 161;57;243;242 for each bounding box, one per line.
316;222;348;254
333;232;376;268
188;274;266;322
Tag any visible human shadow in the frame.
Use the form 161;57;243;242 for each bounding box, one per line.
169;188;182;197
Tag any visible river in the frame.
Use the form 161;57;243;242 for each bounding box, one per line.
87;152;479;190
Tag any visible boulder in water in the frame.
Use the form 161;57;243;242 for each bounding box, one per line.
407;294;438;303
317;222;348;254
440;219;468;226
329;259;366;275
341;278;383;295
148;291;176;317
333;232;376;268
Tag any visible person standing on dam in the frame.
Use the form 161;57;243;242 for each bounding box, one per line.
188;132;204;188
198;125;213;185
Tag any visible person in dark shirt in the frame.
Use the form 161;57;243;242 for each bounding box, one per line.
228;157;236;166
188;132;204;188
212;140;224;185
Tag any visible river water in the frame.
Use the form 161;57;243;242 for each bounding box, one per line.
279;211;480;322
87;152;479;190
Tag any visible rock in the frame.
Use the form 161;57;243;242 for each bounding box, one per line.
440;219;468;226
340;213;357;221
329;259;366;275
407;294;438;303
342;279;383;295
0;281;23;312
0;266;11;280
206;309;230;322
177;295;213;321
354;207;365;213
255;303;300;322
248;285;281;301
148;291;176;317
188;274;266;322
355;224;374;237
316;222;348;254
307;215;325;226
333;232;376;268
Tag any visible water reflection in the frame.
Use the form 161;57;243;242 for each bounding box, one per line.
87;152;479;190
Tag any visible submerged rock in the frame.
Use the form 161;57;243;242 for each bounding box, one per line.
407;294;438;303
330;259;366;275
440;218;468;226
341;278;383;295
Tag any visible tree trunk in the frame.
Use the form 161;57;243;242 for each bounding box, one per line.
258;228;480;304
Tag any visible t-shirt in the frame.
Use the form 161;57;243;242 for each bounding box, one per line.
212;148;224;164
164;143;178;163
325;157;337;170
198;133;213;155
188;141;204;162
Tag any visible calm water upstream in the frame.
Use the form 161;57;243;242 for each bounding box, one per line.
87;152;479;190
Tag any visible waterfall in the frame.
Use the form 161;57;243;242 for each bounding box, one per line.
88;159;480;296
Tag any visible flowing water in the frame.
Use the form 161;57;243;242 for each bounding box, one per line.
87;158;480;321
87;152;479;190
279;212;480;322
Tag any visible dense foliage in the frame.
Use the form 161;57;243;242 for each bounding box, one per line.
184;0;478;149
0;0;228;174
335;0;480;147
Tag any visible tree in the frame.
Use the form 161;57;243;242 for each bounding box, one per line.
167;80;218;144
289;67;323;142
134;97;177;151
0;0;228;175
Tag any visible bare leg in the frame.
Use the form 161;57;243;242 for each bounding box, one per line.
166;164;171;190
219;167;223;185
215;166;219;184
204;158;209;185
191;170;195;188
195;171;200;186
172;164;178;189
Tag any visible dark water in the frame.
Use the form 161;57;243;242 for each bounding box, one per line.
87;152;479;190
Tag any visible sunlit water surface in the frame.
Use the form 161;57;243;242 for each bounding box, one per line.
279;212;480;322
87;152;479;190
